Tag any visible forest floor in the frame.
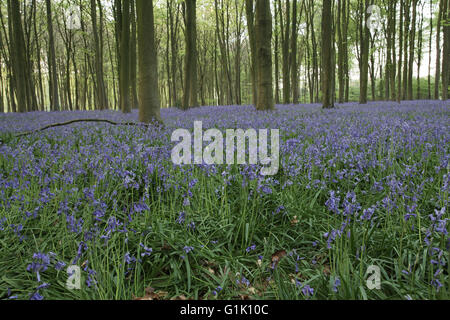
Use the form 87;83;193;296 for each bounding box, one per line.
0;100;449;300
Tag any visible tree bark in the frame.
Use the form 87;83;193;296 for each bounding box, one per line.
182;0;198;109
442;0;450;100
91;0;109;110
322;0;334;108
245;0;257;106
137;0;162;123
359;0;370;104
120;0;131;113
130;0;138;109
255;0;274;111
435;0;443;99
46;0;59;111
290;0;299;104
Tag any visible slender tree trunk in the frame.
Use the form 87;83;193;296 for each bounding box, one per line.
322;0;334;108
428;0;433;99
91;0;109;110
120;0;131;113
290;0;299;104
416;7;424;100
245;0;257;106
402;0;410;100
279;0;291;104
130;0;138;109
182;0;198;109
337;0;345;103
435;0;443;99
407;0;417;100
274;1;280;104
46;0;59;111
442;0;450;100
234;0;243;105
390;1;397;101
169;1;180;107
359;0;370;104
397;0;404;102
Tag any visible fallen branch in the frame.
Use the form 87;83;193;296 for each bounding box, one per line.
0;118;164;145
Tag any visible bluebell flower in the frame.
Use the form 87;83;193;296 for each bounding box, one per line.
183;246;194;254
30;292;44;300
187;222;196;230
212;286;223;296
302;284;314;297
54;261;66;271
139;243;153;257
236;276;250;287
176;212;186;224
332;277;341;293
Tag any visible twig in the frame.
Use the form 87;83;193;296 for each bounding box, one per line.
0;118;164;146
13;119;163;138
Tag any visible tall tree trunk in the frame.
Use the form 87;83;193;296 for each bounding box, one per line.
442;0;450;100
168;1;180;107
137;0;162;123
397;0;404;102
279;0;291;104
407;0;417;100
435;0;443;99
130;0;138;109
33;0;44;110
322;0;334;108
290;0;299;104
402;0;410;100
359;0;370;104
245;0;257;106
120;0;131;113
113;0;123;109
234;0;243;105
91;0;109;110
337;0;345;103
390;1;397;101
10;0;29;112
343;0;350;102
255;0;274;111
46;0;59;111
274;1;280;104
428;0;433;99
182;0;198;109
0;9;4;113
416;6;424;100
385;0;392;101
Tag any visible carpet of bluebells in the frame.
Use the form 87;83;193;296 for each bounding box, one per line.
0;100;448;300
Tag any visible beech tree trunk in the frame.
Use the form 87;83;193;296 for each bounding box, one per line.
322;0;334;108
137;0;162;123
255;0;274;111
182;0;198;110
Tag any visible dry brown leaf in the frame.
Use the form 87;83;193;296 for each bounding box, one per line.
323;265;331;276
314;253;328;264
290;216;299;225
133;287;168;301
271;250;287;268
